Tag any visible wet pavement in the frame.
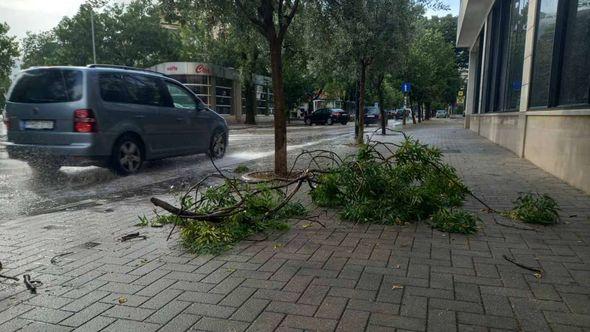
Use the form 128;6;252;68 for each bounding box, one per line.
0;122;397;222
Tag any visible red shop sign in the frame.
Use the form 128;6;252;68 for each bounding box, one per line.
166;65;178;71
196;64;211;75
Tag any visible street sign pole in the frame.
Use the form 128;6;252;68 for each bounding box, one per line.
401;82;411;126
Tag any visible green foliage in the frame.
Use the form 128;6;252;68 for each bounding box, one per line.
431;208;479;234
21;0;181;68
155;181;304;254
506;193;560;225
311;136;470;225
234;165;250;173
0;22;19;109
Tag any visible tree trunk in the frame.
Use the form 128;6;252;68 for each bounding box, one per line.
269;37;288;175
417;103;422;123
356;61;367;145
244;79;257;125
378;76;386;135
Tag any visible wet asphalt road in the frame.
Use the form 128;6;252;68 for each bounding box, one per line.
0;122;390;222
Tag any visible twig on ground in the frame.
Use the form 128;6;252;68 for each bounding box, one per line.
503;254;542;274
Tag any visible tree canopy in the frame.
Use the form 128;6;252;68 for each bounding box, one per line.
0;22;20;109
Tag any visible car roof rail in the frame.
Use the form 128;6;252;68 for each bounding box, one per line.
86;64;167;77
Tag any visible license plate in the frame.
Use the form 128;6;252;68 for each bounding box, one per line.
24;120;54;130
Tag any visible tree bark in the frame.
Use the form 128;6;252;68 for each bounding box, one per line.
377;75;386;135
417;103;422;123
356;61;367;145
244;79;257;125
269;36;288;175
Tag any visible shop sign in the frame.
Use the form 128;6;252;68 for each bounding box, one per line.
166;65;178;72
196;64;212;75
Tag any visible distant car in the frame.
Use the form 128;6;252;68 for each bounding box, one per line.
436;109;449;118
2;65;228;175
393;108;406;120
364;107;380;125
304;108;350;125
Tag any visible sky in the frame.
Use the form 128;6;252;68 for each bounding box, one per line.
0;0;461;40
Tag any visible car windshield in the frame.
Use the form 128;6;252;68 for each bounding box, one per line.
366;107;379;114
331;109;345;113
8;68;83;103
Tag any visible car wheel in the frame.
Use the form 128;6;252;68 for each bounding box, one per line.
208;129;227;159
305;118;312;126
327;118;334;125
110;135;143;175
341;121;348;125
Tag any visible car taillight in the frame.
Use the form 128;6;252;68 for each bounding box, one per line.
74;109;97;133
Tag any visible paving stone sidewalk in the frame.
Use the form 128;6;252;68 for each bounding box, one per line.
1;119;589;332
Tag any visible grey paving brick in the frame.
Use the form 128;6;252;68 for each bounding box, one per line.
209;276;245;295
145;300;190;324
543;311;590;328
219;286;257;307
0;318;32;332
140;288;184;309
281;314;338;331
19;307;73;324
102;305;155;321
19;322;73;332
24;295;72;310
315;296;347;319
370;313;426;331
430;298;484;314
184;303;236;319
428;308;457;332
456;312;519;330
267;301;317;316
231;298;270;322
400;295;427;319
71;316;115;332
510;297;551;331
60;303;112;327
192;317;249;332
335;309;369;331
246;312;285;332
61;291;110;312
298;285;329;305
101;319;159;332
158;313;201;332
136;278;176;297
99;293;150;307
328;287;376;301
254;289;301;302
481;293;513;317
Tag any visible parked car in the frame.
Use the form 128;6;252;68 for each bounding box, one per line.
364;106;381;125
304;108;350;125
2;65;228;175
393;108;406;120
435;109;449;118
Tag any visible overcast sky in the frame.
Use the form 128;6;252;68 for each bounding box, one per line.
1;0;460;40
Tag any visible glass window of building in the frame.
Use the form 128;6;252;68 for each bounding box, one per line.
503;0;528;111
558;0;590;106
530;0;559;107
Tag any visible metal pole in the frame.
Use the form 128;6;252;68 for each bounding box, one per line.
91;9;97;64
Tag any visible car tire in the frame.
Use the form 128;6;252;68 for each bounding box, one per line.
110;135;144;175
208;129;227;159
305;118;312;126
341;121;348;125
327;118;334;125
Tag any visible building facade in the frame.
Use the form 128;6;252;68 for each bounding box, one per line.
458;0;590;193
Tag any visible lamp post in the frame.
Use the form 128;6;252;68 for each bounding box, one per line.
90;8;96;64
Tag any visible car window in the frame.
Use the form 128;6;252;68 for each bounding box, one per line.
9;69;83;103
123;74;166;106
99;73;128;103
165;82;196;109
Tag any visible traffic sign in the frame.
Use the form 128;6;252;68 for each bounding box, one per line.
401;82;411;94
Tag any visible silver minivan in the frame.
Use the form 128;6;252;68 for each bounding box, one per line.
2;65;228;175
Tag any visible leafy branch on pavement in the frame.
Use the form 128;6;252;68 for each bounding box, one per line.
503;193;560;225
310;133;477;233
148;132;484;254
